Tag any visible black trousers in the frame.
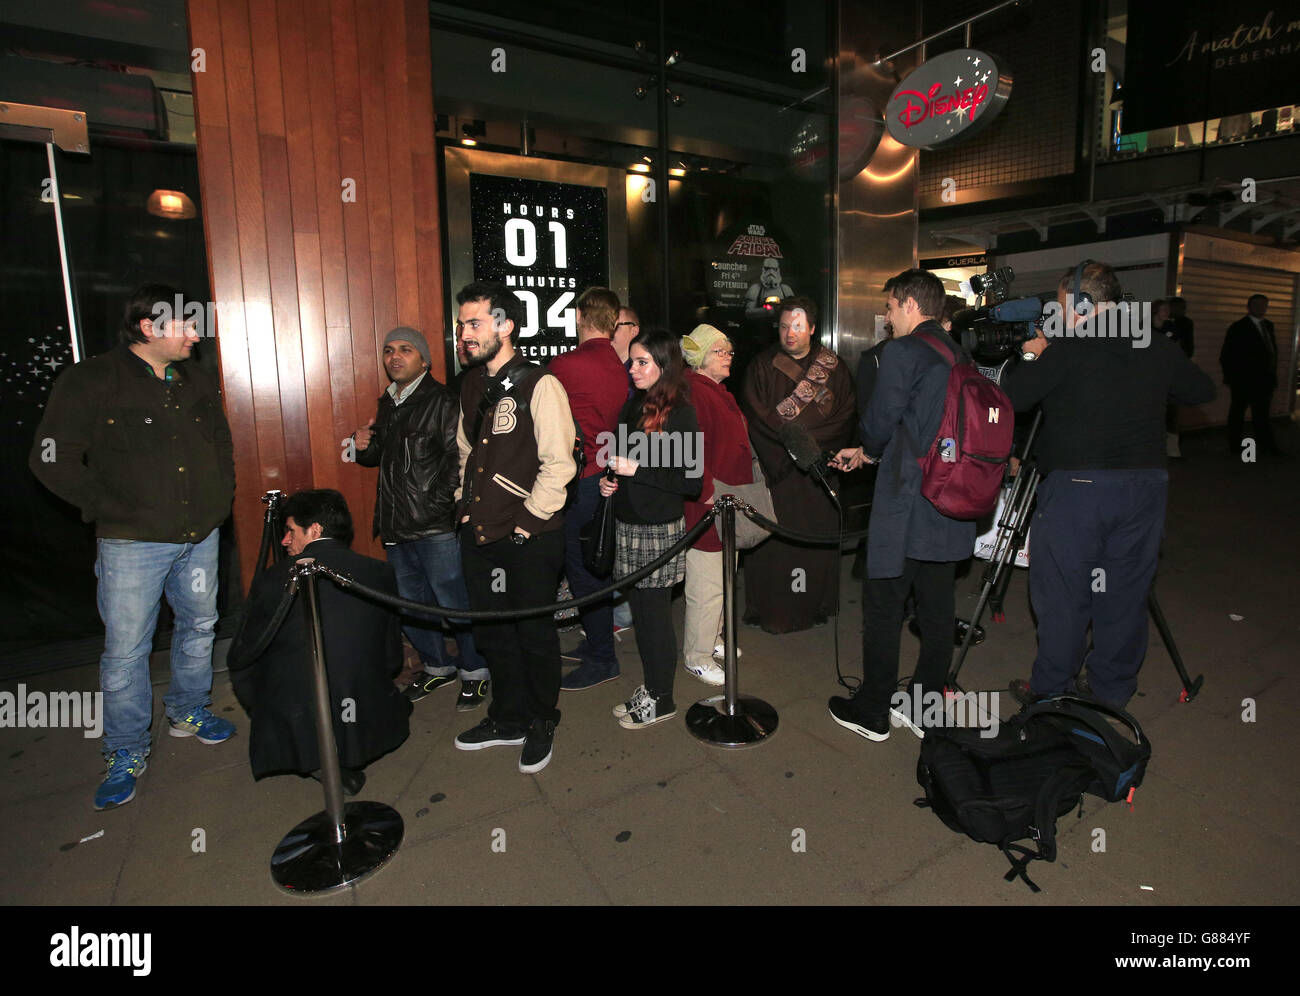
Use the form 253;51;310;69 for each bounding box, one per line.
460;529;565;731
852;558;958;724
1227;387;1278;455
626;586;677;702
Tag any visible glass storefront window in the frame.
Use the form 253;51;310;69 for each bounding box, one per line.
1100;0;1298;160
431;0;836;387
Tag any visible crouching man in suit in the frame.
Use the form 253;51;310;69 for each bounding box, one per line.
227;489;412;795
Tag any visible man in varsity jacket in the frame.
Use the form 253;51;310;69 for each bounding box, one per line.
451;281;577;775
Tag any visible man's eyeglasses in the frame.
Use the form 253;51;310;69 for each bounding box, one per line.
709;348;735;357
615;321;638;329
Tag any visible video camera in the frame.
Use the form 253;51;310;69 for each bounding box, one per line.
954;266;1049;367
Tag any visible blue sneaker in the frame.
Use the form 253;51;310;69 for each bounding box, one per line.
94;749;148;810
560;658;620;691
168;707;236;744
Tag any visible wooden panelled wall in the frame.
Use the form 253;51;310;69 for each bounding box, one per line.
187;0;445;590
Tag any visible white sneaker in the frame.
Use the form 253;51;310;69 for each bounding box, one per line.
619;693;677;729
685;658;726;686
613;684;652;719
889;706;926;740
712;644;742;661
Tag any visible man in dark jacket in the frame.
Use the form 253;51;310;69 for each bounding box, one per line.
227;489;410;795
29;284;236;810
1006;262;1215;708
829;269;977;742
354;327;488;711
1219;294;1281;458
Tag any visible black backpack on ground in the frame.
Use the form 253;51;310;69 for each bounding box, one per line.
915;695;1151;892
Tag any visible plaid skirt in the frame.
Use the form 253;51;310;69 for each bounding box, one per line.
615;517;687;589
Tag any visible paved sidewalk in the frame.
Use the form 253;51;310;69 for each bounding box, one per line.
1;427;1296;905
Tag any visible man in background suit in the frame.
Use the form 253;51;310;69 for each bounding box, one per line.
228;489;411;795
1220;294;1282;458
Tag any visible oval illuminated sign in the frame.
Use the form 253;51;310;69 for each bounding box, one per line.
886;48;1012;150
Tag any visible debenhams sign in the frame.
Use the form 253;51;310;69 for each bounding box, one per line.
885;48;1012;150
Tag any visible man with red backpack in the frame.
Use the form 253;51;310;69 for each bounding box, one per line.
829;269;1009;742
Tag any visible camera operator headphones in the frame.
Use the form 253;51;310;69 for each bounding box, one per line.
1072;258;1096;316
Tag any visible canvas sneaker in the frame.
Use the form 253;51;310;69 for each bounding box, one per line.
168;707;235;744
619;693;676;730
455;716;527;751
613;684;652;719
93;749;148;810
519;719;556;774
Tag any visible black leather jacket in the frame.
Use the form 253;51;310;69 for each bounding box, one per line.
356;374;460;542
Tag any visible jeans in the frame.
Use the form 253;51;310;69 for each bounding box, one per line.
563;474;616;663
461;529;566;730
612;597;633;628
96;528;220;755
1028;469;1167;708
387;533;488;680
853;558;958;725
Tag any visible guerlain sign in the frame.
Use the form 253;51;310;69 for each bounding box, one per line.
885;48;1012;150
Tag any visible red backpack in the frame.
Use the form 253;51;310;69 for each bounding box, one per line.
914;331;1013;520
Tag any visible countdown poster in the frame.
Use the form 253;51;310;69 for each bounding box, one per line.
469;173;609;360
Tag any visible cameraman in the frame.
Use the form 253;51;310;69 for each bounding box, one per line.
1004;262;1214;709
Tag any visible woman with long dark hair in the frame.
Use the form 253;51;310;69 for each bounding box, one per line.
600;328;701;728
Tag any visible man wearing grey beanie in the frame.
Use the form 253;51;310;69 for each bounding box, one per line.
354;327;490;712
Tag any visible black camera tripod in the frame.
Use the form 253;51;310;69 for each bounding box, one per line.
947;411;1204;704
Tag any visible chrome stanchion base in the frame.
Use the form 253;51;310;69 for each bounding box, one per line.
271;802;404;894
686;694;779;747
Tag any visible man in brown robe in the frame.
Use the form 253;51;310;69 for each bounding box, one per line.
740;296;856;634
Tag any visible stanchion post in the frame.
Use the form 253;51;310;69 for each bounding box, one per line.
721;498;738;717
269;559;404;894
300;560;347;844
685;495;779;747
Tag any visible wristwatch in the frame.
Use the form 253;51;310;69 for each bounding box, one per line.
510;532;527;545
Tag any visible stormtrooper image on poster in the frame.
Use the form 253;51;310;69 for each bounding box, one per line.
708;221;798;322
744;257;795;314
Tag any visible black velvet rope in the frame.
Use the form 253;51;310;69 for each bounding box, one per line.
309;510;721;621
234;496;873;657
735;502;870;545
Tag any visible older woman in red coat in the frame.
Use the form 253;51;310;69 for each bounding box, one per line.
679;325;755;686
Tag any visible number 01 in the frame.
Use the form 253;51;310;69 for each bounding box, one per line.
504;219;568;268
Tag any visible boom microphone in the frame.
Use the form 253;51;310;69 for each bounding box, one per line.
779;422;838;501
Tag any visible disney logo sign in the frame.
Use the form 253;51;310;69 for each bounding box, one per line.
885;48;1012;150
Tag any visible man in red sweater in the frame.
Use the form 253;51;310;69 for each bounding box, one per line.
549;287;630;689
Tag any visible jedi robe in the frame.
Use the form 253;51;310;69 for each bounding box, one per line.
739;343;856;633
